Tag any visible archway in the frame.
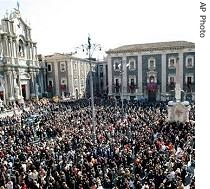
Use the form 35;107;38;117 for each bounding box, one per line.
21;85;26;99
18;39;25;57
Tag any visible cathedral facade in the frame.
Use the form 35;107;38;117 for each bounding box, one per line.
0;8;44;105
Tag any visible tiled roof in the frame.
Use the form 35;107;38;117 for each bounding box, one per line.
106;41;195;54
44;53;90;62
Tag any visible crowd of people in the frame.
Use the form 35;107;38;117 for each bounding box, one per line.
0;98;195;189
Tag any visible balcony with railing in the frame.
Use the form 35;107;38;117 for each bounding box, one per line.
112;83;121;94
60;84;67;91
146;82;158;92
127;84;137;93
185;81;195;93
168;82;175;91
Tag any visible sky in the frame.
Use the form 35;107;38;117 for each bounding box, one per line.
0;0;197;59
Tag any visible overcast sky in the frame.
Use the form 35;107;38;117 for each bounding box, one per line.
0;0;197;59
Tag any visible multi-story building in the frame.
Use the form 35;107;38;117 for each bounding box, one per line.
106;41;195;102
44;53;95;99
95;59;108;97
0;8;44;105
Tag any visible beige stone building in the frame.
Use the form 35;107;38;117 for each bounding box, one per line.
44;53;93;99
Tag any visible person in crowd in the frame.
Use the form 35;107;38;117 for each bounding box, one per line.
0;98;195;189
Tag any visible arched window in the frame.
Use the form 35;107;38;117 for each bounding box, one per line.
128;58;136;70
186;56;194;68
168;57;176;69
60;61;66;72
168;74;176;90
148;58;156;70
18;39;24;57
149;76;155;83
113;59;121;71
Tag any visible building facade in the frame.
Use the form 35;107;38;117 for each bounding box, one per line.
44;53;95;99
0;8;44;105
95;59;108;97
106;41;195;102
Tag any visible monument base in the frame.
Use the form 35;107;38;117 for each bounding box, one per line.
167;101;191;123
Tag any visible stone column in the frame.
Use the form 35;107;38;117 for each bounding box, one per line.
25;42;28;59
122;56;127;99
13;71;19;100
70;59;75;97
78;61;81;97
54;61;59;96
28;43;32;60
156;87;161;101
3;35;8;57
161;53;167;100
37;72;42;96
107;55;112;96
28;43;31;60
31;44;34;61
30;43;33;60
14;39;18;59
175;58;181;102
33;46;36;60
8;37;12;57
11;71;16;100
34;72;40;99
67;58;72;96
137;54;143;96
4;72;9;103
29;71;35;97
35;46;37;58
178;52;184;89
103;64;107;92
17;70;23;98
34;45;38;66
12;38;17;58
0;41;3;58
43;68;48;95
6;71;14;101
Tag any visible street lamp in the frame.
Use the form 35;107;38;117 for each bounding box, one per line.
78;35;101;144
118;60;129;117
120;65;124;116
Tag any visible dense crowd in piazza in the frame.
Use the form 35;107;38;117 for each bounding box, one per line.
0;98;195;189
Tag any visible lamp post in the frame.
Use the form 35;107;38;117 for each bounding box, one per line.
80;35;101;144
120;65;124;116
119;59;128;117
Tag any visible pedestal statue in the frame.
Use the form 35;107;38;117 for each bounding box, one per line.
167;58;191;123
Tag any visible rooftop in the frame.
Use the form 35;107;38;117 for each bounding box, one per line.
106;41;195;54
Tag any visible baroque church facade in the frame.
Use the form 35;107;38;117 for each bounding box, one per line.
0;8;45;105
